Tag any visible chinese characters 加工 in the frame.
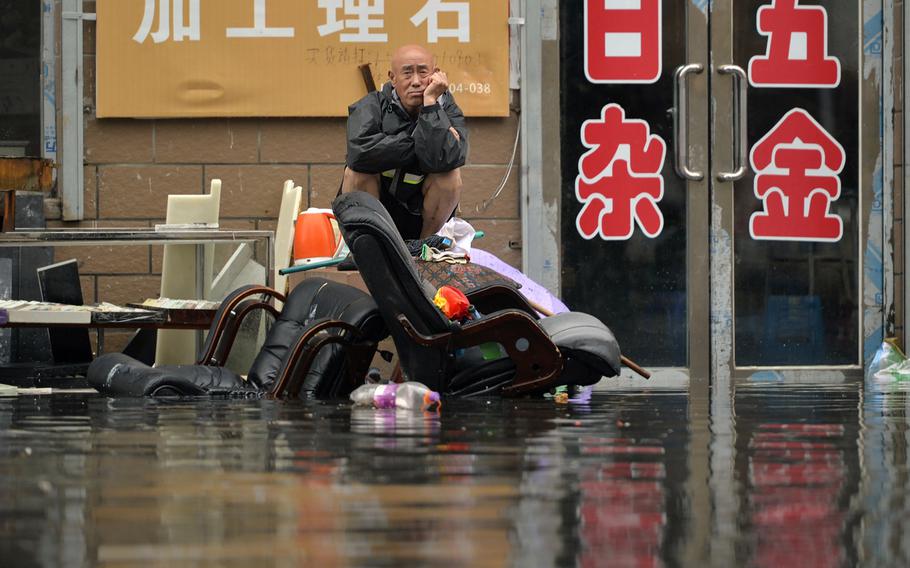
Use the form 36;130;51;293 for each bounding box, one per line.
133;0;472;44
134;0;293;42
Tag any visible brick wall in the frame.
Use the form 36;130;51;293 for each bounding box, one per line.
55;6;522;352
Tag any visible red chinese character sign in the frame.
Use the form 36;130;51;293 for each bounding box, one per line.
584;0;661;84
749;108;846;242
748;0;840;88
576;104;666;240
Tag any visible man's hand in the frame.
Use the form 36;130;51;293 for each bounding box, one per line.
423;71;449;106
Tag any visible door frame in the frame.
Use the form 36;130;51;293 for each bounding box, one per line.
684;1;711;391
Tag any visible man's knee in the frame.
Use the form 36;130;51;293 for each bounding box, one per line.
424;169;463;197
342;167;380;195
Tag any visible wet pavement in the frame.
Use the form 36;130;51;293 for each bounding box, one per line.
1;382;908;567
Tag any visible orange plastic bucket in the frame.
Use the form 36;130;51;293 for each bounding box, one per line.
293;208;341;264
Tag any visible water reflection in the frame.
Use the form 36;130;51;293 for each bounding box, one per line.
735;387;860;567
3;384;910;565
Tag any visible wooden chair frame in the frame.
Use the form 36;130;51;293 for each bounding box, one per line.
196;285;286;366
267;320;377;399
396;308;565;397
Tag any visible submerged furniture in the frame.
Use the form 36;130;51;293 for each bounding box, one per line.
333;191;622;397
87;277;387;398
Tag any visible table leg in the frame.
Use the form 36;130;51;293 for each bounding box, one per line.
1;191;15;232
266;234;274;289
195;243;205;354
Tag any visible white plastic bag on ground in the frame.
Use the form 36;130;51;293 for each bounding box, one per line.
867;339;909;381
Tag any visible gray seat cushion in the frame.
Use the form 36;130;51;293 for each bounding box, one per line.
539;312;622;381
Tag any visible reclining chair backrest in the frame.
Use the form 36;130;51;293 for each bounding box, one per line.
333;191;456;391
246;277;387;396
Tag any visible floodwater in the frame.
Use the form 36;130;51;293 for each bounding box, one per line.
1;382;908;567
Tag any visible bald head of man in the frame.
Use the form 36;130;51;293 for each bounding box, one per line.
389;44;443;116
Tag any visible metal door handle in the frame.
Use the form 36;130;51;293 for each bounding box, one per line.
673;63;704;181
717;64;748;182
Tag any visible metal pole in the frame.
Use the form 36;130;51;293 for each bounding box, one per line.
904;0;910;350
520;0;559;294
60;0;87;221
883;0;895;342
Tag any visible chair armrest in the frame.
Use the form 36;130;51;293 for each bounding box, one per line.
395;314;456;347
396;309;564;396
268;318;366;399
459;310;564;395
202;299;281;366
466;284;538;318
197;286;285;365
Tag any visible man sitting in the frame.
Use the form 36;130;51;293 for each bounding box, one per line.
341;44;468;241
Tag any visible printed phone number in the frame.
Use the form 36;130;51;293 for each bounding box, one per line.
449;83;492;95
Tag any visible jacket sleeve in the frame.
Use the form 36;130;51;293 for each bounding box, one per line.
412;95;469;173
345;94;416;173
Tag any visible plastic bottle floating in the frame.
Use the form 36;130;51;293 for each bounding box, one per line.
350;382;442;411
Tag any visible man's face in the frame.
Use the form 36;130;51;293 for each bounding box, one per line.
390;48;435;112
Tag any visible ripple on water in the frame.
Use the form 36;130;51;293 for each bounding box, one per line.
1;385;909;566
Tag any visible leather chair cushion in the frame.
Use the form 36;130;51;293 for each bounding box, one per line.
539;312;622;380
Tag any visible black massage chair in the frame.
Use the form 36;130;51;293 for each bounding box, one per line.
332;191;623;397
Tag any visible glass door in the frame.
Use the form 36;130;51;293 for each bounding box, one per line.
711;0;875;379
559;1;879;380
559;1;711;381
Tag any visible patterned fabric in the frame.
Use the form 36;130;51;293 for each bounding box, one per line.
415;260;520;292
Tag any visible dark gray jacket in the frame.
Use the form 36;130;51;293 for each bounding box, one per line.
345;82;468;175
